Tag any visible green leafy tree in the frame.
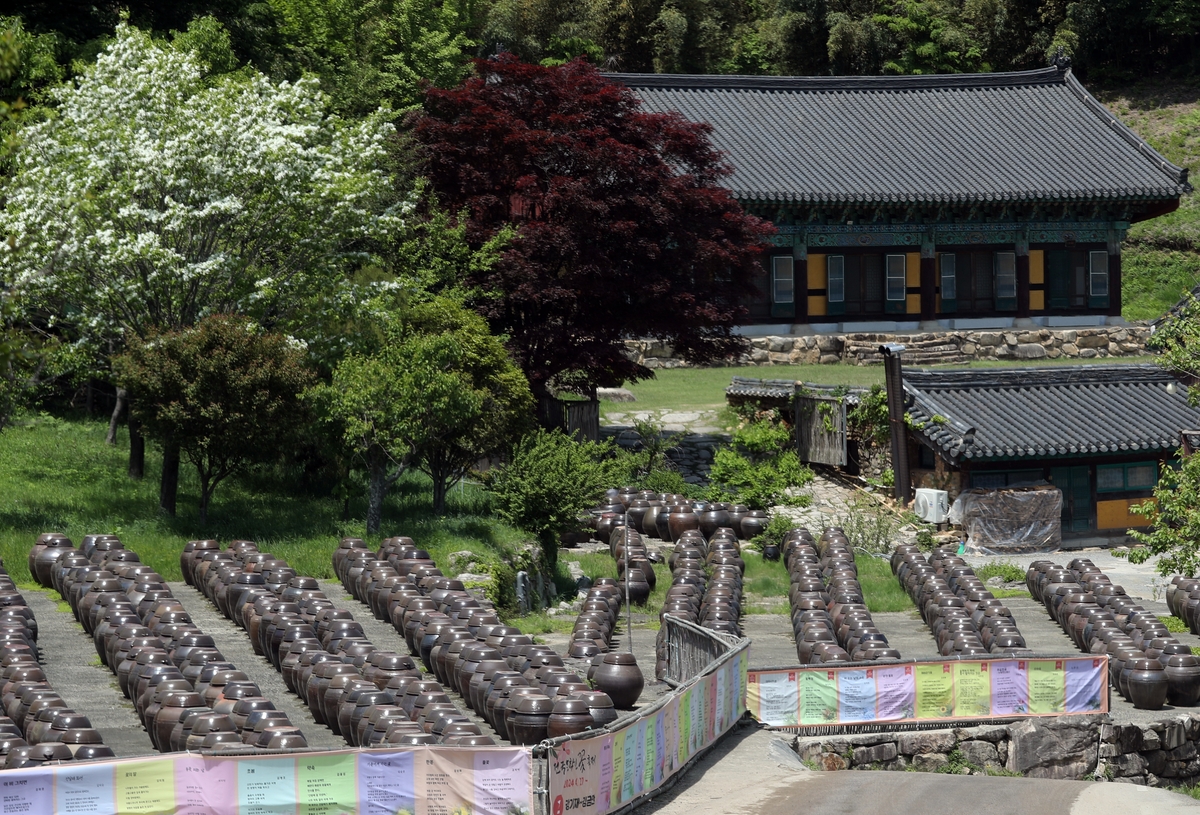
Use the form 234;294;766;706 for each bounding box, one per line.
1125;298;1200;575
485;429;629;565
266;0;477;116
114;315;315;525
707;420;813;509
314;297;532;532
0;23;398;512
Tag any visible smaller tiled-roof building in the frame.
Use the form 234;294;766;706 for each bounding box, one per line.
613;64;1190;333
904;364;1200;534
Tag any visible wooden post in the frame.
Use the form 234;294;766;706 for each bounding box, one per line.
881;344;911;507
1016;252;1031;318
1108;247;1122;318
920;254;936;321
795;240;808;324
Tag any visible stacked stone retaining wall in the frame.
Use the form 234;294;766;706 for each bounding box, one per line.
794;713;1200;786
627;326;1151;368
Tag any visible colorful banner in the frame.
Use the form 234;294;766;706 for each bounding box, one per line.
548;648;748;815
0;747;532;815
746;656;1108;729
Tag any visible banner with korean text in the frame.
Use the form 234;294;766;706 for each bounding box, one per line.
0;746;533;815
547;648;748;815
745;656;1107;729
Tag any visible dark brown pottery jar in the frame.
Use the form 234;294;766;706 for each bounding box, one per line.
592;653;644;710
507;695;553;746
1124;657;1169;710
1163;654;1200;707
547;698;595;738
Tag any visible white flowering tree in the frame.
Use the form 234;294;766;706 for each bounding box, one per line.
0;23;401;512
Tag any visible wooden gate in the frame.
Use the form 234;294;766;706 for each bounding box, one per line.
537;397;600;442
795;393;847;467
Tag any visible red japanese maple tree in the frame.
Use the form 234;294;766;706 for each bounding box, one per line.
415;54;775;399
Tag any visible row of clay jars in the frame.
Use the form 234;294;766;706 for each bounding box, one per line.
897;547;998;657
568;580;623;659
1030;559;1200;709
206;539;493;748
925;546;1029;654
702;529;745;640
336;542;635;742
656;532;711;679
799;530;900;663
56;536;308;752
0;542;116;769
611;529;655;607
594;489;770;543
1163;577;1200;643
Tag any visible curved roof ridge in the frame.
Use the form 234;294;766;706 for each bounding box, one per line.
605;67;1066;93
1061;70;1191;190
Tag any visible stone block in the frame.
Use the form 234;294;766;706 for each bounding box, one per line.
1142;728;1161;751
1061;330;1078;343
815;335;843;352
1046;347;1062;358
1077;333;1109;349
959;740;1000;767
961;343;977;355
1114;724;1144;754
818;353;840;365
767;352;791;364
1162;721;1188;751
750;349;769;362
1061;343;1079;356
913;753;950;772
597;387;636;402
794;738;823;762
1168;742;1198;762
1080;348;1098;358
1006;714;1104;779
954;725;1009;743
1004;332;1019;345
1013;343;1048;359
818;753;848;771
1110;752;1148;778
852;742;898;765
899;730;957;755
1146;749;1168;777
975;332;1002;347
767;336;792;352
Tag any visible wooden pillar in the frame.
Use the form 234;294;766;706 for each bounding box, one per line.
1109;246;1122;318
1016;252;1031;318
794;240;808;324
920;239;936;321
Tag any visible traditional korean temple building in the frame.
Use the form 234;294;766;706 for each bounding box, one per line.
904;365;1200;534
614;62;1190;333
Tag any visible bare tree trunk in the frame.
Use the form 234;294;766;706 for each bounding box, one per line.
432;475;449;516
107;388;127;445
160;440;180;516
198;477;211;526
366;459;386;535
128;418;145;479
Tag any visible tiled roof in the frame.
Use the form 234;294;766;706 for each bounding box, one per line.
726;378;867;404
610;68;1190;206
726;377;796;400
903;364;1200;461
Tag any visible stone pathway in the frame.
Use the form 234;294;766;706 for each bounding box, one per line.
773;471;864;531
603;409;726;434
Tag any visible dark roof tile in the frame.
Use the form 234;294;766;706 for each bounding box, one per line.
903;364;1200;462
610;68;1189;206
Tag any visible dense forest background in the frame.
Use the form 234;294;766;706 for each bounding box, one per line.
2;0;1199;319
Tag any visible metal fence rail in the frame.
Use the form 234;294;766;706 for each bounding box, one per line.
661;615;740;687
531;622;751;815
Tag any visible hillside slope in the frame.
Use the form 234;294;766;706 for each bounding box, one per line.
1098;83;1200;321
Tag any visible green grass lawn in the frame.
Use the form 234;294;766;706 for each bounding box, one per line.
0;412;529;591
604;357;1160;417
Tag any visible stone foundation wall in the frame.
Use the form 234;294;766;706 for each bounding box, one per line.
794;713;1200;786
627;326;1151;368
